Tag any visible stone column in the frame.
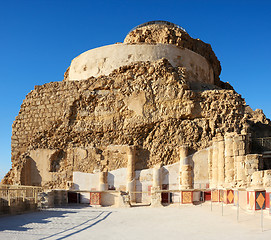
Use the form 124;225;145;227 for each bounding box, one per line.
99;170;108;191
217;136;225;187
233;134;247;187
151;164;162;207
211;138;219;188
180;145;192;189
181;165;193;189
126;146;136;201
224;133;235;187
180;145;189;165
153;165;161;188
179;145;188;184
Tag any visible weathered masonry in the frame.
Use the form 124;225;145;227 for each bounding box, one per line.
3;21;271;207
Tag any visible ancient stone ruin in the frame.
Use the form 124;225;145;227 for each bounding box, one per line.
3;21;271;206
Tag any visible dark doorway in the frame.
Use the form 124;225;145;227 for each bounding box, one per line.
68;192;80;203
161;184;172;204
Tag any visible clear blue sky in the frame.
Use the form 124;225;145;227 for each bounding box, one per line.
0;0;271;181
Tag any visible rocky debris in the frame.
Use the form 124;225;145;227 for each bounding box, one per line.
124;24;221;86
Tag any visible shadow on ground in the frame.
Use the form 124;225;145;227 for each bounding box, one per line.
0;205;112;237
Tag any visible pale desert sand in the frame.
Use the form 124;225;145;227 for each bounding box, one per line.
0;203;271;240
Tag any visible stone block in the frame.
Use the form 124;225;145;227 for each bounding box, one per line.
251;171;264;187
263;170;271;187
238;150;246;156
246;154;259;161
118;192;131;207
225;147;234;157
151;187;162;207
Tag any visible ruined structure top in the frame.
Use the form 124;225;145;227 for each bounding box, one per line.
124;22;221;84
65;21;221;86
127;20;186;33
4;20;271;192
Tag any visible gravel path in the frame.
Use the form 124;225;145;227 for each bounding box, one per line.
0;203;271;240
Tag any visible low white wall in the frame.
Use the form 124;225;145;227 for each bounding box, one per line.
162;162;180;190
68;43;214;84
80;192;90;204
108;168;127;191
73;171;99;191
101;192;119;206
192;149;209;189
72;147;210;204
135;168;152;203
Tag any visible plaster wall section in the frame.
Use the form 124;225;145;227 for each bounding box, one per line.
192;148;209;189
73;171;99;191
28;149;56;186
73;162;182;204
135;168;153;203
162;162;180;190
101;192;119;206
107;168;127;191
67;43;214;84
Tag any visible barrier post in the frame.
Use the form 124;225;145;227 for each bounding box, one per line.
221;199;223;216
7;189;11;206
237;194;239;222
261;208;263;232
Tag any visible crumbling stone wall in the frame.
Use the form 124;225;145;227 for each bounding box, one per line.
3;59;271;188
124;24;221;85
208;132;265;188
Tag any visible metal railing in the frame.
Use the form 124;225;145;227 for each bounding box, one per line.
251;137;271;153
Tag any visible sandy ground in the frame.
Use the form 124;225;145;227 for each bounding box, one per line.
0;203;271;240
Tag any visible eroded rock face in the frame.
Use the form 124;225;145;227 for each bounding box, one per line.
3;22;271;189
3;58;271;188
124;24;221;85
